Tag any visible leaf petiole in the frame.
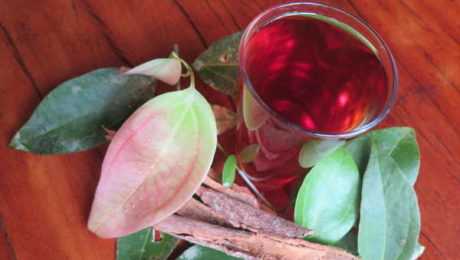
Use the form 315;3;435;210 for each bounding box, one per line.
171;51;196;89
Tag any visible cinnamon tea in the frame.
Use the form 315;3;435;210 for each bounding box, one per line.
236;14;389;210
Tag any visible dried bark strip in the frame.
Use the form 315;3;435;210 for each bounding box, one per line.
156;215;359;260
202;177;260;208
200;187;312;238
154;181;360;260
176;198;229;227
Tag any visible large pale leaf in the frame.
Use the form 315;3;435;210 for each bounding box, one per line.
117;228;179;260
193;32;242;97
9;68;155;155
358;142;421;260
346;127;420;185
294;147;360;244
88;87;217;238
177;245;240;260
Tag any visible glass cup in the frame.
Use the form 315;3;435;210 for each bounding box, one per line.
235;2;398;210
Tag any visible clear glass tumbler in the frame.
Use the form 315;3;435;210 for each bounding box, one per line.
235;2;398;210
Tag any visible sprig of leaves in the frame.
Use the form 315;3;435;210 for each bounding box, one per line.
294;128;422;260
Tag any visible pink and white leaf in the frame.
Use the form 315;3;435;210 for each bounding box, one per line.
88;87;217;238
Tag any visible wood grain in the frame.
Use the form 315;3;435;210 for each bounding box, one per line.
0;0;458;259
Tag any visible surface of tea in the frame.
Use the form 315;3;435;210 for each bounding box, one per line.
244;15;388;133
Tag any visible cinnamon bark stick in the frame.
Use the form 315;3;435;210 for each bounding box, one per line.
154;179;360;260
199;187;312;238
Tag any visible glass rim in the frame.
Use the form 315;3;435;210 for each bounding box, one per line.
239;2;398;139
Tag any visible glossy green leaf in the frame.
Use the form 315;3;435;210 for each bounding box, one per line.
117;228;179;260
88;87;217;238
9;68;155;155
212;105;237;134
193;31;242;97
222;155;237;187
346;127;420;185
239;144;259;163
298;139;345;168
358;142;421;260
294;147;360;244
177;245;240;260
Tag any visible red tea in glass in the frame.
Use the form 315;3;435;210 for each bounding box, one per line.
236;3;397;211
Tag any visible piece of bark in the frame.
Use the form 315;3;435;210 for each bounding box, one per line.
156;215;359;260
176;197;229;227
153;180;360;260
203;177;260;208
199;187;312;239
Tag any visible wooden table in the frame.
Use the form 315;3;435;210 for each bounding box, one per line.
0;0;458;259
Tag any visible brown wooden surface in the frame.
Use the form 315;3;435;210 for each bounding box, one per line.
0;0;458;259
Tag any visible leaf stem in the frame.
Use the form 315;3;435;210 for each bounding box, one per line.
171;46;182;90
171;51;196;89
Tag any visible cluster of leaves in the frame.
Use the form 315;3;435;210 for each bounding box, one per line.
295;128;423;260
9;26;424;260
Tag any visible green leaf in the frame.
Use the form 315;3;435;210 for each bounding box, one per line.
358;142;421;260
239;144;259;163
294;147;360;244
117;228;179;260
222;155;237;187
88;87;217;237
333;229;358;256
346;127;420;185
212;105;237;134
298;139;345;168
177;245;240;260
9;68;155;155
193;32;242;97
